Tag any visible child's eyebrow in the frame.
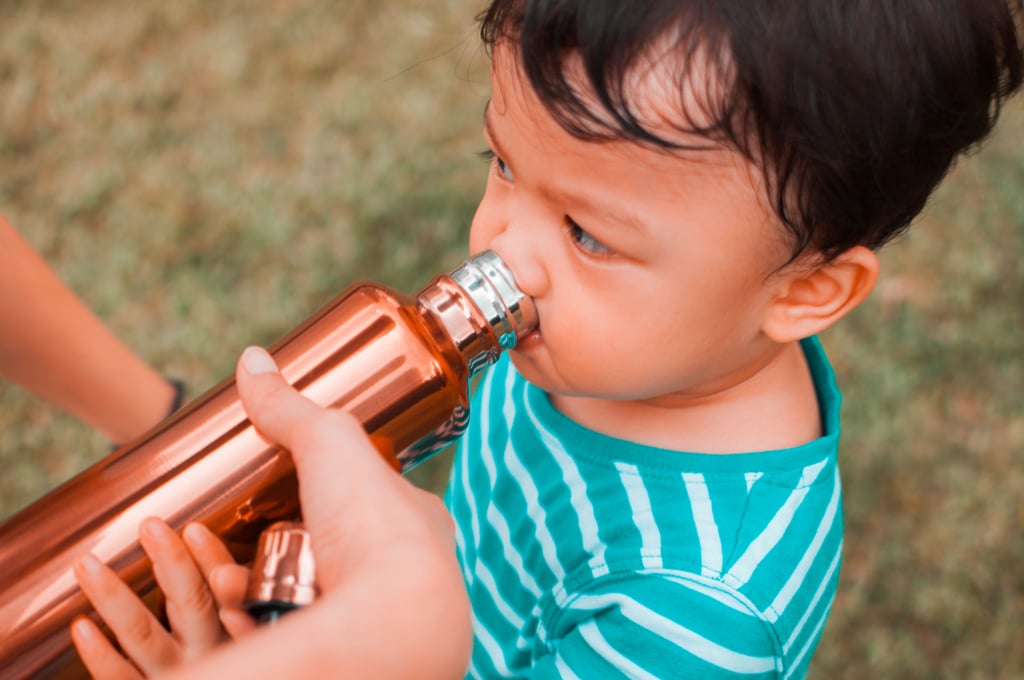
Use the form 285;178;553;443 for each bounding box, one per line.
482;103;648;235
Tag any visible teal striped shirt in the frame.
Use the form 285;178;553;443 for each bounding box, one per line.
445;337;843;679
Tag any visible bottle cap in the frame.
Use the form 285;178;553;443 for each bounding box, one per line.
243;521;318;613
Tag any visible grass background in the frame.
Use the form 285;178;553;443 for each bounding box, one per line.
0;1;1021;677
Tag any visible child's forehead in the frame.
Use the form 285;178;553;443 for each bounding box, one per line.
491;38;734;151
486;47;776;238
490;41;740;162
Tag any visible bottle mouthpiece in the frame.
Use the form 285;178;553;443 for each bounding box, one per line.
451;251;538;350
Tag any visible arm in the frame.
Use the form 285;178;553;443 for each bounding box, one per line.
0;214;176;443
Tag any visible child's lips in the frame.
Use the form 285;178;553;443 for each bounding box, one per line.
517;327;542;350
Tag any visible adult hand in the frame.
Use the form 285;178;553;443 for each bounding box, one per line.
156;346;472;680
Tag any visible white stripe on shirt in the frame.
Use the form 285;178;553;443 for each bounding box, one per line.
525;394;610;579
577;621;664;680
725;459;829;588
503;368;565;581
615;462;663;570
784;542;842;654
683;472;724;577
767;465;842;621
570;592;780;674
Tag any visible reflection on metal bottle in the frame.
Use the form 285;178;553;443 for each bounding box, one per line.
243;521;318;625
0;250;535;679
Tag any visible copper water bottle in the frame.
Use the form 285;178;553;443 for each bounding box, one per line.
0;250;536;679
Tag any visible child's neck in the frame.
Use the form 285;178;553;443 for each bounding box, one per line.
549;341;821;454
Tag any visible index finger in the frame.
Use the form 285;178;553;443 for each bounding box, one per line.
73;553;180;675
139;519;223;655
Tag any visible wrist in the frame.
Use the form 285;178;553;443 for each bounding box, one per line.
166;378;187;416
109;378;187;451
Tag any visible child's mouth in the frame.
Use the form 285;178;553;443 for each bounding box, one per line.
517;327;542;350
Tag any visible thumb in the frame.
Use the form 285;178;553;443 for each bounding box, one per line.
235;346;328;449
235;346;398;485
235;347;404;579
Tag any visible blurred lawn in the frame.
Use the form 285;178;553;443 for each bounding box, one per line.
1;2;1021;678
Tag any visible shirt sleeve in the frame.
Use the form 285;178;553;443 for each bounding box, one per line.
529;571;783;679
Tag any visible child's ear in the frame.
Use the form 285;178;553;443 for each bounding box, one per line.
762;245;879;343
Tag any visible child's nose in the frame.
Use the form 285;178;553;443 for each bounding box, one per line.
473;222;549;301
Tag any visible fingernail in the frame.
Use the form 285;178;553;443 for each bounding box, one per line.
78;553;103;575
184;522;210;545
242;346;278;375
141;517;172;544
72;617;95;641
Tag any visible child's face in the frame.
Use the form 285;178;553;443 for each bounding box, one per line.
470;46;796;406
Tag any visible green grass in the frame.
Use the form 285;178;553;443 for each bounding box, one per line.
1;2;1022;677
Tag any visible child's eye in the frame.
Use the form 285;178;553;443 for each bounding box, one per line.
566;217;612;256
478;148;515;181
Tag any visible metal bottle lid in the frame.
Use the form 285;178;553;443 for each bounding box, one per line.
243;521;318;612
450;250;538;351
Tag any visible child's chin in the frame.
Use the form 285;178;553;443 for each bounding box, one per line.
506;348;562;392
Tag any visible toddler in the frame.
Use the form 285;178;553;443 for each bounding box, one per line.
74;1;1024;678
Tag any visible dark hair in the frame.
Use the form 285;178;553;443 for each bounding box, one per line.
479;0;1024;261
